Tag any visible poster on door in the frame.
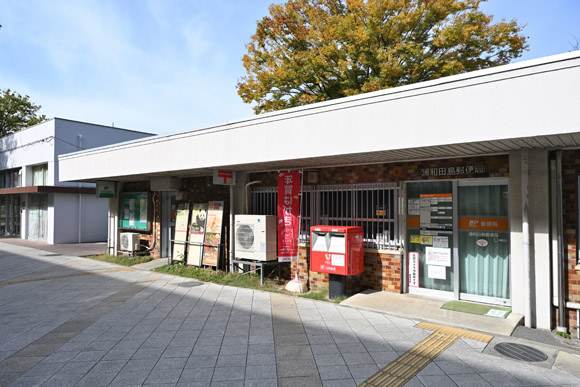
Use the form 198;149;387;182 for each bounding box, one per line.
277;171;301;262
202;201;224;266
408;252;420;288
187;203;208;266
172;203;190;261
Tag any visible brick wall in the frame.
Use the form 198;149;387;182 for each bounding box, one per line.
290;245;403;295
561;150;579;331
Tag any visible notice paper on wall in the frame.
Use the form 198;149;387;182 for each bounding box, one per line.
433;236;448;248
428;265;446;280
425;247;451;266
408;252;420;288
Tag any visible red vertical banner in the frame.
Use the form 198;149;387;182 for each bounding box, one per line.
277;171;301;262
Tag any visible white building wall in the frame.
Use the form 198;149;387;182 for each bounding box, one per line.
0;120;55;176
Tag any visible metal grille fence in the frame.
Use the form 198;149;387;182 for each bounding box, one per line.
251;183;401;249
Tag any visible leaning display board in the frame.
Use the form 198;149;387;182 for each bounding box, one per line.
172;203;190;262
119;192;150;231
187;203;208;266
202;201;224;267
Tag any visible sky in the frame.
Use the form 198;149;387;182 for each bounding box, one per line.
0;0;579;136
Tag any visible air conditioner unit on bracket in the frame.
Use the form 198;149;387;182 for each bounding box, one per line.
235;215;277;261
120;232;140;252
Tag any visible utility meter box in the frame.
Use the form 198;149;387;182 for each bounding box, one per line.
310;226;364;275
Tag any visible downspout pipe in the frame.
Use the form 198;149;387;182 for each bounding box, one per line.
245;181;262;214
522;149;532;328
556;150;567;332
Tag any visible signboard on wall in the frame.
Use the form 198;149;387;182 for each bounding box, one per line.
213;170;236;185
277;171;301;262
203;201;224;266
172;203;190;261
408;252;419;288
96;181;116;198
188;203;208;266
119;192;150;231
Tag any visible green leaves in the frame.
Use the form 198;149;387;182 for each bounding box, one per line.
237;0;528;114
0;89;47;136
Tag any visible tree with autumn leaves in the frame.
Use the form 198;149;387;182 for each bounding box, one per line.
237;0;528;114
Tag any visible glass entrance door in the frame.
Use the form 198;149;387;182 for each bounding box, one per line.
458;181;510;305
407;182;455;298
28;194;48;241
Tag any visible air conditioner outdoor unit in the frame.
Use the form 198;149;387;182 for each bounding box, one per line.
120;232;140;252
235;215;277;261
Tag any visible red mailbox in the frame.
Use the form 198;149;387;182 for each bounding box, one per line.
310;226;364;276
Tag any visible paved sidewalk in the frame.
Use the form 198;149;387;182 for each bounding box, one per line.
1;241;580;386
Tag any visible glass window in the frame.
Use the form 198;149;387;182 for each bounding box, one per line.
32;164;48;186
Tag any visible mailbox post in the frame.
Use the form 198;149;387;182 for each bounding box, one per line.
310;226;364;298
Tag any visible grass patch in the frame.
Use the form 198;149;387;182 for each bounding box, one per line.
84;254;153;266
154;263;346;303
154;263;282;290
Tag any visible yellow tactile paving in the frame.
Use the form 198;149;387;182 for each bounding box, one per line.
0;267;136;287
359;322;493;387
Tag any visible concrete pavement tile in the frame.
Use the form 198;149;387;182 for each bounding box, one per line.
248;343;275;355
72;350;106;362
177;383;209;387
277;359;319;378
544;368;580;385
154;356;188;370
89;359;128;374
75;371;117;387
511;370;558;386
132;347;165;359
449;373;493;386
210;381;245;387
275;334;310;346
362;340;393;352
21;360;66;377
192;344;221;356
278;376;322;387
479;371;523;386
435;359;476;374
84;339;119;352
311;344;340;355
336;342;367;354
15;343;61;357
222;336;250;346
212;366;245;381
196;336;224;347
145;368;183;384
419;374;460;387
179;367;214;382
341;351;374;366
6;375;50;387
314;353;346;366
276;345;314;361
220;344;248;356
245;364;277;380
102;348;137;360
0;356;44;372
368;350;398;367
247;353;276;366
249;334;274;345
122;358;158;371
401;376;426;387
245;379;278;387
185;355;218;368
305;334;332;345
110;370;149;385
41;373;84;387
318;365;352;380
217;354;247;367
417;361;445;376
322;379;355;387
56;360;96;375
347;364;379;379
162;346;193;358
41;350;82;363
